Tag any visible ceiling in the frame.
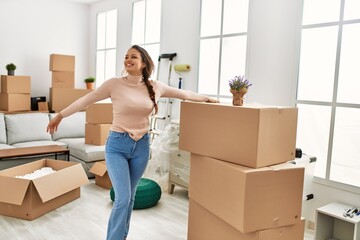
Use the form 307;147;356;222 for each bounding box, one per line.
63;0;102;4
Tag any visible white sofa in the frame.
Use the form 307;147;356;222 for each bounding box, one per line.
0;111;105;178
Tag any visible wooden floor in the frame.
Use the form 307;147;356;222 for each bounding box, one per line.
0;180;315;240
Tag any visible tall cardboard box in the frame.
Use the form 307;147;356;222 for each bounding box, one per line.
189;154;304;233
0;159;89;220
51;71;75;88
49;88;93;112
1;75;31;93
85;123;112;145
179;102;298;168
49;54;75;72
0;93;30;112
188;199;305;240
89;161;112;189
86;103;113;124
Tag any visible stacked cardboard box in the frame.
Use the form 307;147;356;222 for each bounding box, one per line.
49;54;92;112
0;75;31;112
85;103;113;145
179;102;305;239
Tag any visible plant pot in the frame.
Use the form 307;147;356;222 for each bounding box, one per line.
86;82;94;90
230;89;247;106
7;70;14;76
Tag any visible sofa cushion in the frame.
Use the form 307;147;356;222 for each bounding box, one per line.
0;113;6;144
0;144;14;150
66;141;105;163
50;112;85;141
11;140;67;148
5;113;52;145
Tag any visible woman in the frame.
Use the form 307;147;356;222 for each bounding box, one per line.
47;45;218;240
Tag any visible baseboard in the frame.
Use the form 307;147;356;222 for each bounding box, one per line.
306;219;316;230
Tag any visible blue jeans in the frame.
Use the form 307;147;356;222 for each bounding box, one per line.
105;131;150;240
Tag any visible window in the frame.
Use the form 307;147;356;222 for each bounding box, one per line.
96;9;118;87
199;0;249;102
131;0;161;78
297;0;360;189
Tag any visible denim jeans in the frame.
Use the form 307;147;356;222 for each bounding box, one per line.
105;131;150;240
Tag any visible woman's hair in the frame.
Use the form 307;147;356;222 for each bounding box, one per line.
130;45;158;114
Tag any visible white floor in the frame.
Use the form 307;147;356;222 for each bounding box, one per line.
0;180;315;240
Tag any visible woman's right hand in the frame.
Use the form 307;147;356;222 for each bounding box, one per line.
47;113;63;134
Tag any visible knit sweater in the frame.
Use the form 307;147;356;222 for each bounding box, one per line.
60;74;209;140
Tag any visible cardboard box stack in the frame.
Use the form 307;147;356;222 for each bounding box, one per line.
0;75;31;112
85;103;113;145
179;102;305;240
49;54;93;112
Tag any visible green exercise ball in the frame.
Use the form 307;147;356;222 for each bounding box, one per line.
110;178;162;209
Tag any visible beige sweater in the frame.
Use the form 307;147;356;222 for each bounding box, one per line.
60;74;209;140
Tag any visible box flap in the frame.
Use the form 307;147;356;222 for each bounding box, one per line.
89;161;107;177
0;159;46;177
0;176;30;205
32;163;89;203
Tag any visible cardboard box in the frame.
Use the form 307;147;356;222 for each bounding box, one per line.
1;75;31;93
49;88;93;112
86;103;113;124
189;154;304;233
85;123;112;145
49;54;75;72
0;93;30;112
188;199;305;240
51;71;75;88
89;161;112;189
0;159;89;220
179;102;298;168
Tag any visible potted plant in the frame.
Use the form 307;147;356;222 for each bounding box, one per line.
229;75;252;106
84;76;96;90
6;63;16;76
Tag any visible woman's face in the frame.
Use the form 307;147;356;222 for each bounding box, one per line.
124;48;145;76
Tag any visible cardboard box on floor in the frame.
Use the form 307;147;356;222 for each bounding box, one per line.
0;93;30;112
86;103;113;124
0;159;89;220
1;75;31;93
189;154;304;233
49;54;75;72
89;161;112;189
179;102;298;168
51;71;75;88
85;123;112;145
188;199;305;240
49;88;93;112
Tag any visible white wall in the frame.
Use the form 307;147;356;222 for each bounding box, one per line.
1;0;359;224
0;0;90;99
246;0;302;107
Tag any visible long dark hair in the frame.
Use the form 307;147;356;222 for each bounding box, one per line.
130;45;158;114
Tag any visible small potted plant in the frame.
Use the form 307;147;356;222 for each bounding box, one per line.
6;63;16;76
229;75;252;106
84;76;96;90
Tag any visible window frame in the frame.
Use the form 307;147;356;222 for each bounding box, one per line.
95;9;118;87
198;0;250;101
297;0;360;194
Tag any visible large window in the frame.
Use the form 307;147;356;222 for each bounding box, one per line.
199;0;249;102
297;0;360;189
96;9;118;87
131;0;161;78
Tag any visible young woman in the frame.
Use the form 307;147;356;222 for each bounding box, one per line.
47;45;218;240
